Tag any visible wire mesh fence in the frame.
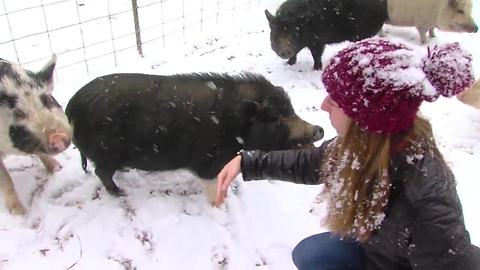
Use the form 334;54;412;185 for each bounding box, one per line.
0;0;254;77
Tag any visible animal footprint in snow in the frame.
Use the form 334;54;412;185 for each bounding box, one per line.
255;252;268;268
135;230;154;253
49;182;82;201
211;245;229;269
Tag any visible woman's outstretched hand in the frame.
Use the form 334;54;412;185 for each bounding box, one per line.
215;155;242;206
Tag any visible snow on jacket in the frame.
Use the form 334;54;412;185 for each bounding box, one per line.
240;140;480;270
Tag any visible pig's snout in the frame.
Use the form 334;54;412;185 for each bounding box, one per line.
468;24;478;33
48;132;71;153
278;50;294;59
272;43;295;59
453;22;478;33
308;125;324;141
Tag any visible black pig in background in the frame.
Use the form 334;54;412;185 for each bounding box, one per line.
265;0;388;69
65;73;324;203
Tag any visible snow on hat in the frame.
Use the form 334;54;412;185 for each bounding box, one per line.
322;38;474;134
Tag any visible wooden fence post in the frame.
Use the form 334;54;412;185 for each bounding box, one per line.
131;0;143;57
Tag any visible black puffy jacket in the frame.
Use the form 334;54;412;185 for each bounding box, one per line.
240;141;480;270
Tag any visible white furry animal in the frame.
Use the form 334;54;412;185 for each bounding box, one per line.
458;80;480;109
386;0;478;43
0;56;72;214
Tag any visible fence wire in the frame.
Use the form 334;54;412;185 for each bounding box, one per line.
0;0;253;76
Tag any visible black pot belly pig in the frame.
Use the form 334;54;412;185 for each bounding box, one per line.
266;0;388;69
66;73;323;203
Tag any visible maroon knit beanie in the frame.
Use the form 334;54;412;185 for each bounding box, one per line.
322;38;474;134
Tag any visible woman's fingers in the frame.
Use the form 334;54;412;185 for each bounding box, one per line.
215;169;228;206
215;155;241;206
221;170;234;192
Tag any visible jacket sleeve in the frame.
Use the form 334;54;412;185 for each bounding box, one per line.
239;140;331;185
407;155;480;270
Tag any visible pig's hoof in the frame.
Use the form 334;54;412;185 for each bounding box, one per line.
287;59;296;65
7;200;26;215
47;163;62;173
40;155;62;173
106;187;125;197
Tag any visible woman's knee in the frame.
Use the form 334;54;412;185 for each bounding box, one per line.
292;245;315;270
291;232;365;270
292;233;332;270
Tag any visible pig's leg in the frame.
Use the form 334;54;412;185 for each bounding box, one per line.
38;154;61;173
199;178;218;205
286;47;304;66
95;166;123;196
309;44;325;70
0;160;25;214
378;27;386;37
417;26;429;44
286;55;297;65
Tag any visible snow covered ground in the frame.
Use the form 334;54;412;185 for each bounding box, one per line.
0;0;479;269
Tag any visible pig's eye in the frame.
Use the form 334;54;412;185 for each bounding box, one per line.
13;108;27;120
457;9;465;14
259;111;279;121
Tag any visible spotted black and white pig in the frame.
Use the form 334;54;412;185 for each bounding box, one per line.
265;0;388;70
0;56;72;214
66;73;324;203
386;0;478;43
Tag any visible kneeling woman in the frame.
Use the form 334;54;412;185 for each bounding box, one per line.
215;38;480;270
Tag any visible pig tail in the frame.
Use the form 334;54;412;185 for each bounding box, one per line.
421;42;474;102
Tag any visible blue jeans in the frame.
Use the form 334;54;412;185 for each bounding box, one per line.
292;232;366;270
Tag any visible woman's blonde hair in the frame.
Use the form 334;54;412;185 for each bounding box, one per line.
322;116;439;240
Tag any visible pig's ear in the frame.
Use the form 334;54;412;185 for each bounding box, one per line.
265;9;275;24
37;54;57;84
236;100;260;121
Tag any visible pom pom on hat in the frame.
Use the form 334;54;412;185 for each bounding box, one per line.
322;38;475;134
422;43;474;101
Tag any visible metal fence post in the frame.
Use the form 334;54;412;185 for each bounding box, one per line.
131;0;143;57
